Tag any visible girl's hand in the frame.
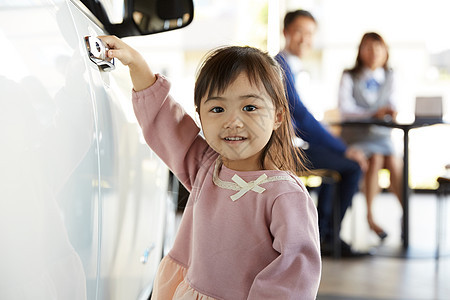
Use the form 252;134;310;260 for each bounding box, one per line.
98;35;156;91
98;35;139;66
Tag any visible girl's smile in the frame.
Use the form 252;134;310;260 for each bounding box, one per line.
223;136;247;143
199;72;282;171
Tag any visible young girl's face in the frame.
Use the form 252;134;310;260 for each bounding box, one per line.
360;39;387;70
199;72;282;171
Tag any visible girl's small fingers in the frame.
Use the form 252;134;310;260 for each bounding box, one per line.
107;49;130;65
99;35;133;65
99;35;121;50
108;49;123;60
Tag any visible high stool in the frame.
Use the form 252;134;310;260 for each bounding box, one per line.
299;169;342;258
436;176;450;261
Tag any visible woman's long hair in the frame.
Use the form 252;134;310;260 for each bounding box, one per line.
194;46;306;174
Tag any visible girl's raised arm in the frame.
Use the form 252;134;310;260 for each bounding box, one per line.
99;35;156;91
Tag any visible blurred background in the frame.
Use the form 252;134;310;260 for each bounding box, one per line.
115;0;450;190
109;1;450;298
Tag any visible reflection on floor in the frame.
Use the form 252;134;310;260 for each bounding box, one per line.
317;192;450;300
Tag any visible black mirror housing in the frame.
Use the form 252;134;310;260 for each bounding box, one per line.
81;0;194;37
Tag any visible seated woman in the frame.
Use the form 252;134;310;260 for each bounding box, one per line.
337;32;403;240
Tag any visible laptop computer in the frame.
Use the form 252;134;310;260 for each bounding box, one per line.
414;96;443;124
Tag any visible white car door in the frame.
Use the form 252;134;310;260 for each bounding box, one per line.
0;0;178;299
0;1;99;299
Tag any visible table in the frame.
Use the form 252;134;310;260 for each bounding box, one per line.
335;119;444;255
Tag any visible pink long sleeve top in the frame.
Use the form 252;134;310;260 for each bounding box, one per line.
132;74;321;300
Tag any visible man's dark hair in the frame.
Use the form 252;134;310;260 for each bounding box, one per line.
283;9;316;30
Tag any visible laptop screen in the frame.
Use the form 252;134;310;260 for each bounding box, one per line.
414;96;443;123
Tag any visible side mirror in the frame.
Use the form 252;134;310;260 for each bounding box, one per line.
133;0;193;35
81;0;194;37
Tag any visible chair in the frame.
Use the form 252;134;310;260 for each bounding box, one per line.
299;169;342;258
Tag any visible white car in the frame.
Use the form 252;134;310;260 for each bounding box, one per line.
0;0;192;299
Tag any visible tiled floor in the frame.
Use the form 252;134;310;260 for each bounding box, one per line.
317;192;450;300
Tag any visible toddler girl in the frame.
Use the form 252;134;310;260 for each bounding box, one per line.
100;35;321;299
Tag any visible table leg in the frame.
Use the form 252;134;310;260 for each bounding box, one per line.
402;128;410;249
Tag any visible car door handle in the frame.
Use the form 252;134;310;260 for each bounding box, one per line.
84;36;115;72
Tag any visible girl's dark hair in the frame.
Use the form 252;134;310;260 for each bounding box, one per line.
283;9;316;30
194;46;306;174
347;32;389;76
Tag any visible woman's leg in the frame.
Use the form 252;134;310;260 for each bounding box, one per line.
365;153;386;236
384;155;403;207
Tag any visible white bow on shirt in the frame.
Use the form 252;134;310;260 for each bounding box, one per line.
229;174;268;201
